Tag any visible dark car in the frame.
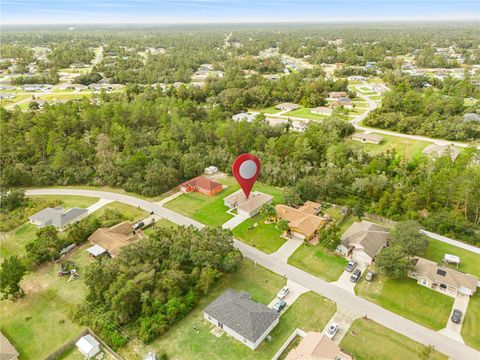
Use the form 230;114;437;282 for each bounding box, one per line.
133;221;145;230
345;260;357;272
273;299;287;313
451;309;462;324
350;269;362;283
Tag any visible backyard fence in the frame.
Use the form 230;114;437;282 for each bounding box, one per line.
364;213;398;226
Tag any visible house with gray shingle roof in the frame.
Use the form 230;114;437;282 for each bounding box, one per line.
28;206;88;229
204;289;279;350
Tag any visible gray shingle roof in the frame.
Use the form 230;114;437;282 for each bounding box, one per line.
204;289;279;343
29;206;88;228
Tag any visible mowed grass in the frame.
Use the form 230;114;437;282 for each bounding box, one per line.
462;293;480;350
1;222;38;259
146;260;335;360
355;275;454;330
28;195;99;209
341;318;447;360
232;215;286;254
283;107;331;121
258;105;282;114
423;239;480;277
90;201;148;222
288;243;348;282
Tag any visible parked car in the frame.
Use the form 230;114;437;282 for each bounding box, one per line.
350;269;362;283
451;309;462;324
345;260;357;272
365;271;375;282
273;299;287;313
277;286;289;299
133;221;145;230
326;322;339;339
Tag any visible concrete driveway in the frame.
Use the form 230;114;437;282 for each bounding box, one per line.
438;294;470;343
268;279;309;313
331;262;367;293
271;237;304;262
321;305;361;343
221;214;248;230
86;198;113;214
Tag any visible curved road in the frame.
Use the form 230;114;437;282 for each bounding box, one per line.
25;188;479;360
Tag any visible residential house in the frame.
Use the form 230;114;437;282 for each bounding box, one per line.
204;289;279;350
223;190;273;218
347;75;366;82
336;221;389;264
87;221;138;257
352;133;383;144
232;112;259;122
0;93;15;100
285;332;352;360
76;335;100;358
0;332;19;360
463;113;480;122
275;202;327;240
28;206;88;229
408;257;478;297
204;166;218;175
423;144;460;161
311;106;332;116
336;97;353;109
276;102;299;112
328;91;347;99
179;176;223;196
290;120;308;132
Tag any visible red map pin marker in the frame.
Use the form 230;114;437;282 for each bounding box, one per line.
232;153;260;199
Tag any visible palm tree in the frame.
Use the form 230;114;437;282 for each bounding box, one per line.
276;219;290;235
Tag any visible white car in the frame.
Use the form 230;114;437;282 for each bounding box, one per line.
277;286;289;299
326;322;339;339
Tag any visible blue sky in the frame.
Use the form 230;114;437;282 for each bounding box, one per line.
1;0;479;25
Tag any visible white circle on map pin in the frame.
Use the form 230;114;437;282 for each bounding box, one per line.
239;160;257;179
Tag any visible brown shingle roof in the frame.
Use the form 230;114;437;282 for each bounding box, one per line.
88;221;138;257
276;203;326;238
285;332;352;360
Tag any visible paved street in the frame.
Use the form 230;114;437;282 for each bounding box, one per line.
24;188;480;360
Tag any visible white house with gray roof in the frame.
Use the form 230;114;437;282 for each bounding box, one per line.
204;289;279;350
28;206;88;229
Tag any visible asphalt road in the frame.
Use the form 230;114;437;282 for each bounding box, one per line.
25;188;480;360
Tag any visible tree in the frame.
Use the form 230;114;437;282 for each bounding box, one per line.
352;202;365;220
375;245;413;279
276;219;290;234
390;221;428;256
318;224;341;250
0;256;27;299
25;226;64;263
260;203;276;222
0;189;26;212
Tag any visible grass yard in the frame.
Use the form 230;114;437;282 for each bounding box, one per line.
0;222;38;259
146;260;335;360
28;195;99;209
0;244;92;359
355;275;454;330
232;215;286;254
283;107;330;121
341;318;447;360
368;95;383;100
423;239;480;277
143;218;179;236
288;243;348;282
258;105;282;114
90;201;148;222
462;293;480;350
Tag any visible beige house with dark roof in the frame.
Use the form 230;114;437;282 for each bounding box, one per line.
275;102;299;112
87;221;138;257
285;332;352;360
276;202;327;240
423;144;460;161
352;132;383;144
408;257;478;297
223;190;273;218
336;221;389;264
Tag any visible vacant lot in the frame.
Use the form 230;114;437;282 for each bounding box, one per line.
232;215;286;254
90;201;148;222
462;293;480;350
356;275;454;330
341;318;447;360
288;243;348;282
423;239;480;277
283;107;330;121
28;195;99;209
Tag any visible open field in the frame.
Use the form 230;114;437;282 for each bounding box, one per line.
355;275;454;330
288;243;348;282
462;293;480;350
28;195;99;209
423;238;480;277
348;133;430;158
258;105;282;114
232;215;286;254
1;222;38;259
341;318;447;360
283;107;330;121
90;201;149;222
146;260;336;360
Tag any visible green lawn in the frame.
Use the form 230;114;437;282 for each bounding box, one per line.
146;260;335;360
39;93;92;101
341;318;447;360
368;95;383;100
0;244;92;359
355;275;454;330
258;105;282;114
423;239;480;277
144;218;179;236
283;107;331;121
28;195;99;209
90;201;148;222
462;293;480;350
0;222;38;259
232;215;286;254
288;243;348;282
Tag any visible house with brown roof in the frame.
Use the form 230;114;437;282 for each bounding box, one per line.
0;332;19;360
223;190;273;218
330;97;353;109
275;202;327;240
336;221;389;264
328;91;347;99
352;132;383;144
285;332;352;360
179;176;223;196
87;221;138;257
311;106;332;116
408;257;478;297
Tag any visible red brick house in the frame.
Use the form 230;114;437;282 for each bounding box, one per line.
179;176;223;196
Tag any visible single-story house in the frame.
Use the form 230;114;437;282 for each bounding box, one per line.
463;113;480;122
352;133;383;144
290;120;308;132
276;102;299;112
423;144;460;161
347;75;366;82
76;335;100;359
232;112;259;122
204;289;279;350
328;91;347;99
223;190;273;218
179;176;223;196
336;221;389;264
408;257;478;297
87;221;138;257
311;106;332;116
275;202;328;240
285;331;352;360
28;206;88;229
336;97;353;108
1;332;19;360
204;166;218;175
